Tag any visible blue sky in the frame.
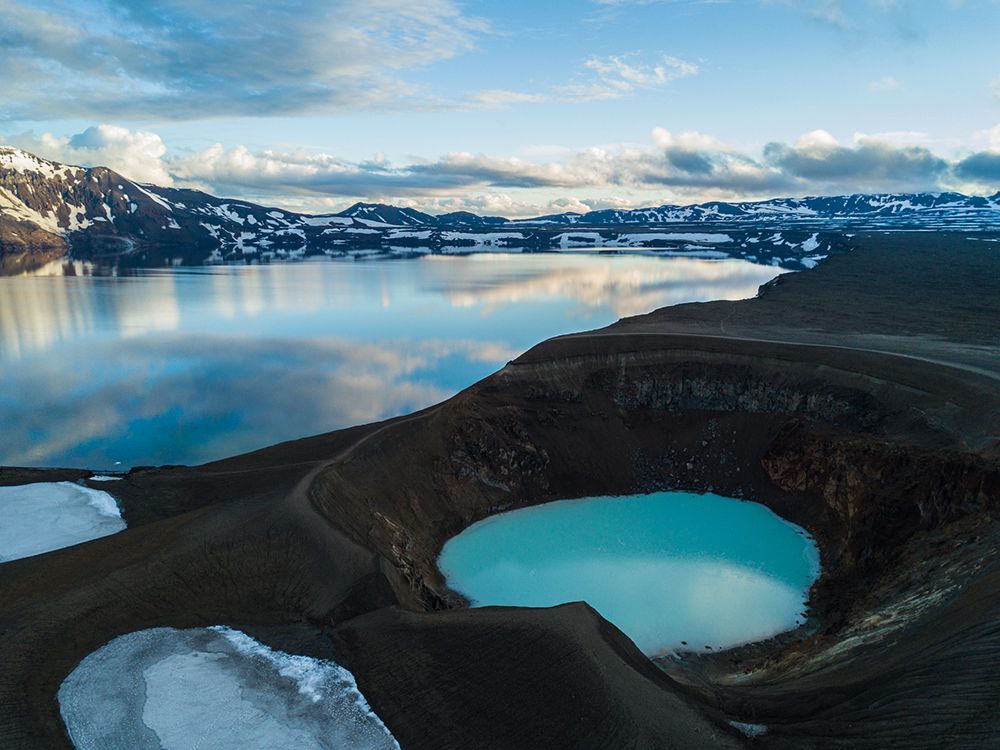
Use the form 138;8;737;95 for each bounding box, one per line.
1;0;999;216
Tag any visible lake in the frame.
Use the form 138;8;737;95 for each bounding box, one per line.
0;254;780;469
438;491;820;655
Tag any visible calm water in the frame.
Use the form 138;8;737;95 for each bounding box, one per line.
0;254;780;468
438;492;819;655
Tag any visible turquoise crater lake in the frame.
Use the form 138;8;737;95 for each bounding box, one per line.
438;492;820;656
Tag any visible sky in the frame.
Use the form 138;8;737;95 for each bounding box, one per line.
1;0;999;217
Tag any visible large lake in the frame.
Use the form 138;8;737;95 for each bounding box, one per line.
0;254;780;468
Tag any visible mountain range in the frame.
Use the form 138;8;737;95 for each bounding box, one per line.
1;146;998;273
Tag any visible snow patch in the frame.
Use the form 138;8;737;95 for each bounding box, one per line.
59;627;399;750
0;482;125;562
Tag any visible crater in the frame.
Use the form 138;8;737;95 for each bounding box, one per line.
438;491;819;655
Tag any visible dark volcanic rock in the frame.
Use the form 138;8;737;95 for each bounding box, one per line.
333;605;742;750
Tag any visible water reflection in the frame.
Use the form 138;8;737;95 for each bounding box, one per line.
0;254;781;468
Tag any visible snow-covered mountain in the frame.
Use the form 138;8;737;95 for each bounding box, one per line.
515;192;1000;226
1;147;997;273
338;202;437;226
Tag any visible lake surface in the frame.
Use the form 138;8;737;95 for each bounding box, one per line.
438;492;820;655
59;626;399;750
0;254;780;468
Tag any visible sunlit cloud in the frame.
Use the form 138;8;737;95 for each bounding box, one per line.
1;125;172;184
5;122;999;217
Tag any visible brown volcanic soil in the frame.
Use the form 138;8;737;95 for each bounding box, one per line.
1;232;998;749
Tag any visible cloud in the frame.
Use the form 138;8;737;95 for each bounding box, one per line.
991;76;1000;99
171;127;954;206
953;126;1000;187
2;125;172;184
762;130;949;192
464;90;544;109
8;123;1000;213
389;193;641;219
0;334;485;466
562;54;698;100
443;253;780;319
807;0;855;29
171;144;500;197
459;52;700;110
0;0;485;121
763;0;928;39
953;151;1000;185
868;75;901;92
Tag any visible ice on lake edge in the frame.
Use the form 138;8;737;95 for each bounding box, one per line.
0;482;125;563
59;626;400;750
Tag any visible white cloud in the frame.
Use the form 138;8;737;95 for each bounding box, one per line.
850;130;928;146
456;53;699;110
651;128;727;152
465;90;544;109
793;129;841;150
562;54;698;100
387;193;642;219
7;122;999;216
1;125;172;184
989;124;1000;151
170;124;947;206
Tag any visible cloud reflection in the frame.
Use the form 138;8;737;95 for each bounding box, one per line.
0;255;780;467
0;335;511;468
443;255;780;318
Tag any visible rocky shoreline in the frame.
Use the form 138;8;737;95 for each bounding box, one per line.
1;232;998;748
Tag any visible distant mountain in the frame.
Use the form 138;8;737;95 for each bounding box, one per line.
338;202;438;226
1;146;997;274
434;211;508;227
514;193;1000;225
